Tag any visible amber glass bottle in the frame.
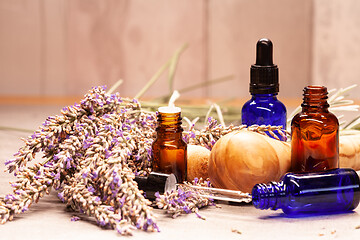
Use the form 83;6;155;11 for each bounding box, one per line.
152;107;187;183
291;86;339;172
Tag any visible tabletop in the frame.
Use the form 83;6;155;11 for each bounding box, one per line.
1;104;360;240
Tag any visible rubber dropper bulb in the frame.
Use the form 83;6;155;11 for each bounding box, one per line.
255;38;273;66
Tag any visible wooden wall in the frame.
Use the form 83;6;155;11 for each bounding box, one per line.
0;0;359;100
312;0;360;93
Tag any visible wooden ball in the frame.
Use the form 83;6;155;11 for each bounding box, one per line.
187;144;210;181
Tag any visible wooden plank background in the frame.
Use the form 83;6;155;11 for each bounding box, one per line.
0;0;359;101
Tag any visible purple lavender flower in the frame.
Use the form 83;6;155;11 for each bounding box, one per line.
83;138;93;149
14;190;22;195
31;132;40;139
65;157;72;169
71;216;80;222
154;192;160;199
4;158;15;166
206;180;211;187
193;178;199;185
115;177;122;187
5;194;16;200
182;206;191;214
87;185;96;193
195;212;205;219
98;219;107;227
104;149;112;159
91;171;98;179
207;117;217;129
116;225;126;234
104;125;113;131
58;192;65;202
135;219;142;229
116;129;123;137
118;196;126;207
111;138;119;145
13;151;20;156
54;172;60;180
21;206;28;213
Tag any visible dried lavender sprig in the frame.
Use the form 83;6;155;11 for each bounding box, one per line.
155;178;214;219
5;86;137;174
183;118;246;150
0;162;56;224
183;117;289;150
56;122;159;234
60;159;158;235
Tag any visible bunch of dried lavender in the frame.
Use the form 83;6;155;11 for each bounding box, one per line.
155;178;214;219
1;86;159;235
183;117;289;150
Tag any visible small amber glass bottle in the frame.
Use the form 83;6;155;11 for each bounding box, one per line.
152;107;187;183
291;86;339;172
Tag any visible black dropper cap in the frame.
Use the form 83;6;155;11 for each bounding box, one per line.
135;172;177;200
250;38;279;94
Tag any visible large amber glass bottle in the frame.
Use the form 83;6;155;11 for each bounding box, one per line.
152;107;187;183
291;86;339;172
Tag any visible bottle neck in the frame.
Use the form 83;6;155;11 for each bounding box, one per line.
301;86;329;112
251;93;278;99
156;111;183;132
252;181;287;210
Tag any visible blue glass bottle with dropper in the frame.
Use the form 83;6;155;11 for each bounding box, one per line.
252;168;360;216
241;38;286;139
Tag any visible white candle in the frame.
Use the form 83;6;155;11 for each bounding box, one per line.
158;106;181;113
158;90;181;113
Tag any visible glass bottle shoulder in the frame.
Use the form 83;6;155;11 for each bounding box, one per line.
242;95;286;113
241;94;287;127
291;110;339;128
153;130;186;148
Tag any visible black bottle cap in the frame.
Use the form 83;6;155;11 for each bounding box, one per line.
250;38;279;94
134;172;177;200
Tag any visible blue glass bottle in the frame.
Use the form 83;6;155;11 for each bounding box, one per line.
241;93;286;127
252;168;360;215
241;38;286;138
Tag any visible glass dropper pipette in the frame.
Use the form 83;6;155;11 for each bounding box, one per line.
135;172;252;203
